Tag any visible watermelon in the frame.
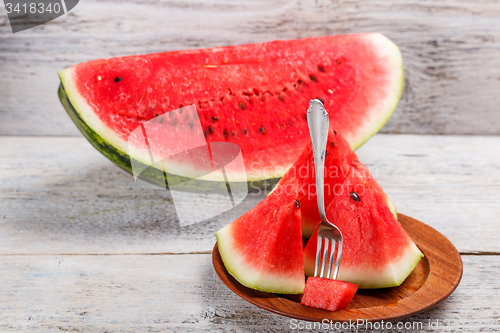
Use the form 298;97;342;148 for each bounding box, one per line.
216;170;304;294
274;127;397;238
58;33;403;187
220;128;422;292
302;160;423;289
300;277;358;312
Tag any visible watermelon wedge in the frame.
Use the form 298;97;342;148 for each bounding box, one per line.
303;161;423;289
58;33;403;186
216;171;304;294
300;278;358;312
217;128;421;292
273;127;397;238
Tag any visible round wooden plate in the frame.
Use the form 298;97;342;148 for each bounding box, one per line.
212;213;463;322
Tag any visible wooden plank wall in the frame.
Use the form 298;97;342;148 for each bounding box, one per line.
1;0;500;136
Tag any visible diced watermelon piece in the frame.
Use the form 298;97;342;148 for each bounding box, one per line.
300;277;358;312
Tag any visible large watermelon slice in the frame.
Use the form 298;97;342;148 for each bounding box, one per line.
216;171;304;294
58;33;403;186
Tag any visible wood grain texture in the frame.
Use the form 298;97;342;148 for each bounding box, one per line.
0;254;495;332
1;134;499;254
1;0;500;136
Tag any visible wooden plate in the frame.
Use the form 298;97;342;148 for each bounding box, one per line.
212;213;463;322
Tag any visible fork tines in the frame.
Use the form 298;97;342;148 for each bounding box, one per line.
315;228;343;279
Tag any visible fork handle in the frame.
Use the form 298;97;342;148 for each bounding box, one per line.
307;99;329;222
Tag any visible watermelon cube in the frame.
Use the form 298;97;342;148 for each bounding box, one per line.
300;277;358;312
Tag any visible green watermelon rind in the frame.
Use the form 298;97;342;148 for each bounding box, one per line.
58;33;404;188
58;84;277;192
216;225;305;294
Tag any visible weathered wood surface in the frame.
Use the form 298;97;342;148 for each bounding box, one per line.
1;134;499;255
2;0;500;136
1;134;499;330
0;255;497;332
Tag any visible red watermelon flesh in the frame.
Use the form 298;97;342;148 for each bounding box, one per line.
274;128;356;238
273;127;396;238
216;170;305;294
303;162;423;288
59;33;403;182
300;277;358;312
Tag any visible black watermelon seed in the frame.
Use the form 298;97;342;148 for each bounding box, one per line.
114;76;122;82
172;118;177;126
243;129;248;135
238;102;245;110
208;126;213;134
318;65;325;72
260;126;266;134
336;60;342;64
278;93;284;102
309;75;318;82
232;131;236;137
350;191;360;202
223;129;228;138
334;130;337;134
296;199;300;208
316;97;325;104
212;116;219;121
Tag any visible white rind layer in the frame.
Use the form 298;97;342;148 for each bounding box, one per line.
347;33;404;150
59;67;242;183
216;224;305;294
59;67;133;158
304;240;423;289
59;33;404;182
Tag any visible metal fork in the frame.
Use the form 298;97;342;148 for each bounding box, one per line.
307;99;343;280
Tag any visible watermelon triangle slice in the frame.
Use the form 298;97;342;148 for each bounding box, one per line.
58;33;403;186
303;163;423;288
217;128;422;292
299;141;423;288
273;127;397;238
216;171;305;294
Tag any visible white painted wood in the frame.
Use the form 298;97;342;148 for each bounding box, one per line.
2;0;500;136
1;134;499;254
355;134;500;254
0;254;496;332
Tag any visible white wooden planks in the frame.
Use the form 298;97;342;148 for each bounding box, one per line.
1;134;499;254
0;254;496;332
1;0;500;136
